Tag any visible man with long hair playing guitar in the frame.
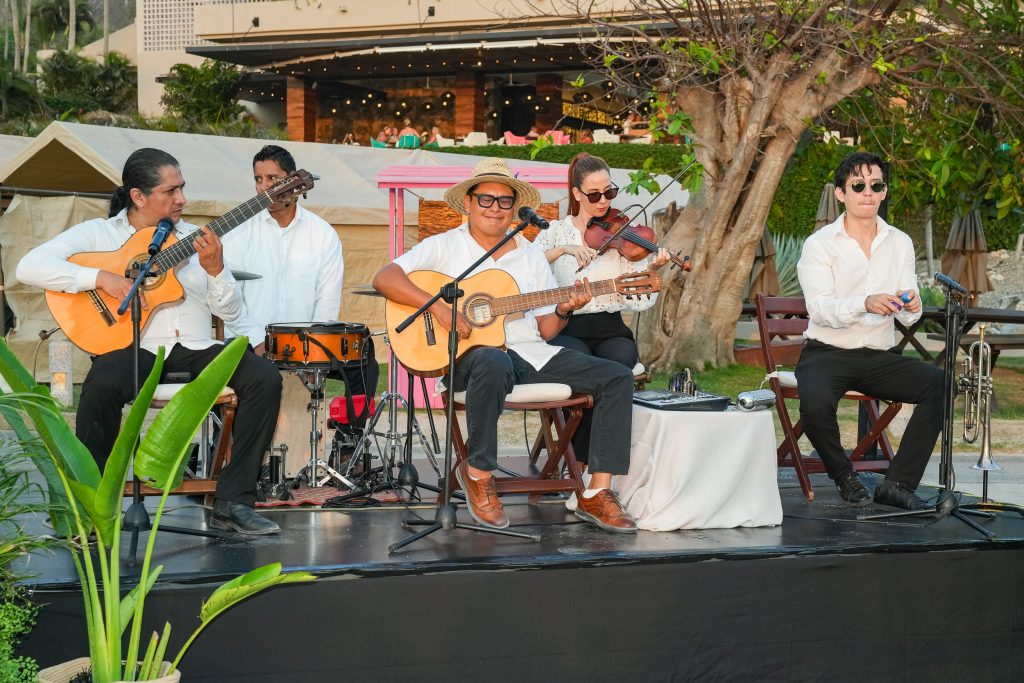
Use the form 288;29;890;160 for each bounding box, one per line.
17;148;282;535
372;158;637;533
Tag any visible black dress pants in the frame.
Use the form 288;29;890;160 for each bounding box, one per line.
450;346;634;475
548;333;638;463
77;343;282;506
794;339;944;488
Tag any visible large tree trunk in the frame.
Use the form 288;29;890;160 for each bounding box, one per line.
3;0;9;64
638;51;879;370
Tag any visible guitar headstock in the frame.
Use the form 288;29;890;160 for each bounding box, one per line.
266;169;318;206
614;270;663;296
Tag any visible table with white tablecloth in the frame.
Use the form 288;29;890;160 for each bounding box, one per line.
612;406;783;531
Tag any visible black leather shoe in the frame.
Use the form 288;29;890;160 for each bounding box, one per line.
836;472;871;506
210;500;280;535
873;480;927;511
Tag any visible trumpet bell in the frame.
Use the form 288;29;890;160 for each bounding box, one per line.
971;458;1002;472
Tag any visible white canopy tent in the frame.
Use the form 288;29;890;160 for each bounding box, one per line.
0;122;689;378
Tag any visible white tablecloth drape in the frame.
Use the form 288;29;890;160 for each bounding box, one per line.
581;406;783;531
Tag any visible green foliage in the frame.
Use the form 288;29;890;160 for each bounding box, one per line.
34;0;95;48
773;234;804;297
0;584;38;683
766;140;854;238
0;338;314;681
38;50;137;115
0;65;45;120
160;60;245;125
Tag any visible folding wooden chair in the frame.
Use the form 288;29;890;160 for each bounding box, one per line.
754;294;903;500
444;383;591;504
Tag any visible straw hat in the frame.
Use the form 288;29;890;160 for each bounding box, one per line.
443;158;541;215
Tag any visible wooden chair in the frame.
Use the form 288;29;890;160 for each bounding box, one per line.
754;294;903;500
444;383;591;504
124;384;237;506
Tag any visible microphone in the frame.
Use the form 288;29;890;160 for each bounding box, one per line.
147;217;175;255
933;272;967;294
517;206;550;230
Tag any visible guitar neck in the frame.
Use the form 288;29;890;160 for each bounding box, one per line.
488;279;618;317
152;192;272;271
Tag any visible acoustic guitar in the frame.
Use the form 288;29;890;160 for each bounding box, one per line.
46;170;317;356
385;269;662;376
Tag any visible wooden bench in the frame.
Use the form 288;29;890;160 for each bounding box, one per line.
926;333;1024;368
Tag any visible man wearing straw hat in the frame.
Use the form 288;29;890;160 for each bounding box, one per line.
372;158;637;532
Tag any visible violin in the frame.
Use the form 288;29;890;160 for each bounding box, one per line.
584;208;692;271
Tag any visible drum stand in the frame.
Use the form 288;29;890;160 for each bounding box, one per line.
291;367;349;488
329;338;441;503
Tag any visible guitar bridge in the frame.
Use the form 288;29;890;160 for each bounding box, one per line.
88;291;116;326
424;312;436;347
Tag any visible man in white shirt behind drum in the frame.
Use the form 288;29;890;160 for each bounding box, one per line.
222;145;345;354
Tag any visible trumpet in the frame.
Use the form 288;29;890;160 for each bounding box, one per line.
958;324;1000;471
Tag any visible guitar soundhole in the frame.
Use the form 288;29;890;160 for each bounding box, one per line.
466;300;493;326
129;257;165;289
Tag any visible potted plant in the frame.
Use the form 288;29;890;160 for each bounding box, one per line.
0;337;314;682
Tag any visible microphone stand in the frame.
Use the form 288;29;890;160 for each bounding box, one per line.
388;218;544;553
119;232;223;566
860;274;996;539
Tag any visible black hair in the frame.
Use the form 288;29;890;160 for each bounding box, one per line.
834;151;887;189
252;144;296;174
108;148;180;217
567;153;611;216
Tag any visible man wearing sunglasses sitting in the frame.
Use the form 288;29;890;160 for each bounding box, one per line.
372;158;638;533
795;151;943;510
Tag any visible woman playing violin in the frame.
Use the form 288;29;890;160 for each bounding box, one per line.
535;153;670;372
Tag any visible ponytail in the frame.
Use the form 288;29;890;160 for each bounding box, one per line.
566;152;611;217
108;186;130;217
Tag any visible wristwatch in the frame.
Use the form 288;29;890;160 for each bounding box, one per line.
555;308;573;321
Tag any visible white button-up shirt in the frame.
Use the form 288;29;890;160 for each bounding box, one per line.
392;223;561;371
221;204;344;342
533;216;657;315
797;213;920;350
15;209;241;354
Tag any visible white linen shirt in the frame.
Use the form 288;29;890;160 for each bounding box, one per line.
392;223;561;371
15;209;241;354
533;216;657;314
797;213;920;350
221;204;344;342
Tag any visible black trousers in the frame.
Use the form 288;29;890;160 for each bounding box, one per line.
77;344;282;506
548;333;638;462
450;346;634;475
794;339;944;488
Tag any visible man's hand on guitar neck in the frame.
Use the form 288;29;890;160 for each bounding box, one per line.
556;278;594;317
192;226;225;277
96;271;147;309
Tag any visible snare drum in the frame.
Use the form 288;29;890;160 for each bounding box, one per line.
265;322;368;368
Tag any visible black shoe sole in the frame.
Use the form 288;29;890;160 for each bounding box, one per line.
210;515;280;535
842;496;873;507
573;508;638;534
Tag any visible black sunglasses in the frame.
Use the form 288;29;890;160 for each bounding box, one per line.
849;179;887;194
579;186;619;203
470;193;516;210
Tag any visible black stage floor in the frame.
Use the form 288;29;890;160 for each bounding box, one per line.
20;466;1024;682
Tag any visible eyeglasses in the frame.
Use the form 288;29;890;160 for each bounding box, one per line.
848;179;887;194
470;193;516;210
579;186;619;203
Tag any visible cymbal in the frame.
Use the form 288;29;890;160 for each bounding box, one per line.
232;270;262;281
352;285;383;297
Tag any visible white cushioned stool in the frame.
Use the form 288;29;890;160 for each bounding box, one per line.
443;384;592;505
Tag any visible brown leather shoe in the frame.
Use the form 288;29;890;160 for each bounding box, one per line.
455;462;509;529
575;489;637;533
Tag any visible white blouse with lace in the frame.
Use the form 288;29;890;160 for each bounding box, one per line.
533;216;659;315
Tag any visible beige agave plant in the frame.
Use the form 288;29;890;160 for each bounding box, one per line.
0;337;314;682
